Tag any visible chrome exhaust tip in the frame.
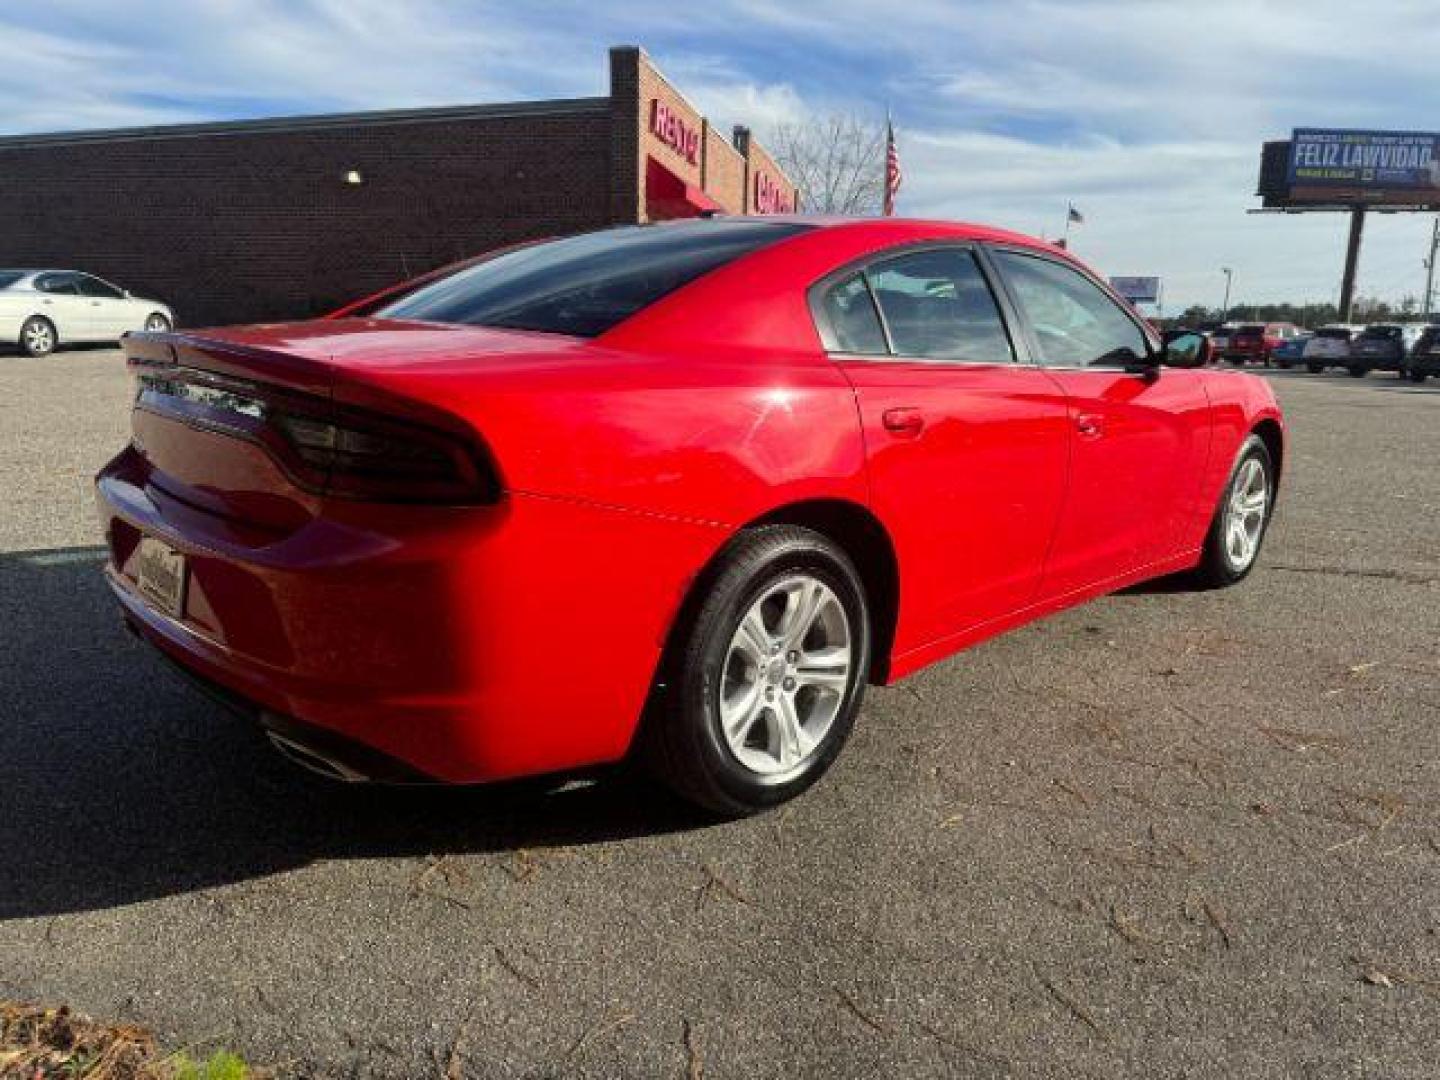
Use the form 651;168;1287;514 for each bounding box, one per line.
266;731;372;783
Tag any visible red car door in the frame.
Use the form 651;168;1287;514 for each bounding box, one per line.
817;247;1071;655
985;247;1211;597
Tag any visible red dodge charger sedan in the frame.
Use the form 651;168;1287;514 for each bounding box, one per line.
97;217;1284;814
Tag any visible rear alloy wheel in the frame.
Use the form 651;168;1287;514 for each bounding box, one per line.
144;313;171;332
644;525;870;816
1196;435;1274;588
20;316;56;357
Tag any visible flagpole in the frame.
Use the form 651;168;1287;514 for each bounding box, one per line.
1062;203;1072;245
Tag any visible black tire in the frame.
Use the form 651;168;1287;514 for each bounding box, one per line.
1274;359;1290;370
1306;363;1324;374
642;525;871;816
1347;365;1368;378
1195;434;1274;589
19;315;56;357
1409;370;1427;383
143;312;172;332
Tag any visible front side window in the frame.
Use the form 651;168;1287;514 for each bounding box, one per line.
991;251;1149;368
376;220;812;338
76;274;124;299
865;249;1014;363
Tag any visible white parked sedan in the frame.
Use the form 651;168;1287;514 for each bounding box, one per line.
0;269;173;356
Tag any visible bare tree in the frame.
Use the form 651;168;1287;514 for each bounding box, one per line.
769;113;886;215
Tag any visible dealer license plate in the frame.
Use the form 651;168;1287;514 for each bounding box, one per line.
136;535;187;618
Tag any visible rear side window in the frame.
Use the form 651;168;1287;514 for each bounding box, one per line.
0;271;25;289
1359;325;1400;339
820;274;888;355
991;251;1149;368
376;220;812;337
35;273;79;295
867;249;1014;362
1316;328;1351;340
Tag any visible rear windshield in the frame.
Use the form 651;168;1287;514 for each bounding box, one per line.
1418;327;1440;344
1359;325;1401;339
376;220;813;337
0;270;27;289
1315;328;1351;340
1235;325;1265;334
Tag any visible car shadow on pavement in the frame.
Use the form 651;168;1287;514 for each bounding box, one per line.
0;546;705;920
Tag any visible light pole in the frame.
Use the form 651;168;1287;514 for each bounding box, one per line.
1220;267;1234;322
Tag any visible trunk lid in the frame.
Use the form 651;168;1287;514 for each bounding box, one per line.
123;319;572;529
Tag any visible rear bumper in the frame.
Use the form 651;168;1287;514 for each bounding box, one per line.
1350;352;1404;370
97;446;728;784
123;609;434;782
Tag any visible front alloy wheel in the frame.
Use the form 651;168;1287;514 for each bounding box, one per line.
643;525;870;815
144;313;171;332
1197;434;1273;587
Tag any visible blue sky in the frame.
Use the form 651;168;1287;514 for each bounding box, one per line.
4;0;1439;311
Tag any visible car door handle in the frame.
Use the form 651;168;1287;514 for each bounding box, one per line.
882;407;925;436
1076;413;1105;438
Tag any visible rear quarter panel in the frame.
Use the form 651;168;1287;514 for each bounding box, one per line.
331;343;871;528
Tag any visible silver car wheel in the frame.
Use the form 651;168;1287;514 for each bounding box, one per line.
145;314;170;331
718;574;852;778
23;320;54;355
1224;457;1269;571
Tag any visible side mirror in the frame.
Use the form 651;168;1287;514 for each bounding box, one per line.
1163;332;1210;369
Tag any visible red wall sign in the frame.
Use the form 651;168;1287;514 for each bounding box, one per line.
650;100;699;165
753;170;794;214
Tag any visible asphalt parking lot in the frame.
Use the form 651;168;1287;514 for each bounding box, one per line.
1;348;1437;1078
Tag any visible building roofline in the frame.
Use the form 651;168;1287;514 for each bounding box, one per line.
0;96;611;150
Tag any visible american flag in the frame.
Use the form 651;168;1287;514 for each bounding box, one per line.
883;115;902;216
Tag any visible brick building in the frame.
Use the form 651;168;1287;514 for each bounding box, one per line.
0;47;799;327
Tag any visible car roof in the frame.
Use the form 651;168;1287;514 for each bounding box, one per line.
755;214;1063;249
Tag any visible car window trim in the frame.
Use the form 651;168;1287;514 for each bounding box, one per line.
807;240;1036;368
980;242;1161;373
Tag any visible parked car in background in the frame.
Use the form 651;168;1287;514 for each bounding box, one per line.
1347;324;1424;377
0;269;173;357
1270;332;1312;367
1404;324;1440;382
1224;322;1302;366
1302;325;1357;372
95;217;1284;814
1207;323;1236;357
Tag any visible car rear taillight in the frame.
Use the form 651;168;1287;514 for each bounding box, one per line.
135;370;497;504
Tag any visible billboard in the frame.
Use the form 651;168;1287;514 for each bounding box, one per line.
1288;129;1440;193
1109;276;1161;304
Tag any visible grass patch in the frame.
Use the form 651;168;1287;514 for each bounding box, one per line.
0;1003;262;1079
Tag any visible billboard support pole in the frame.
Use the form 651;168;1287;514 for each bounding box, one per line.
1339;207;1366;322
1423;216;1439;322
